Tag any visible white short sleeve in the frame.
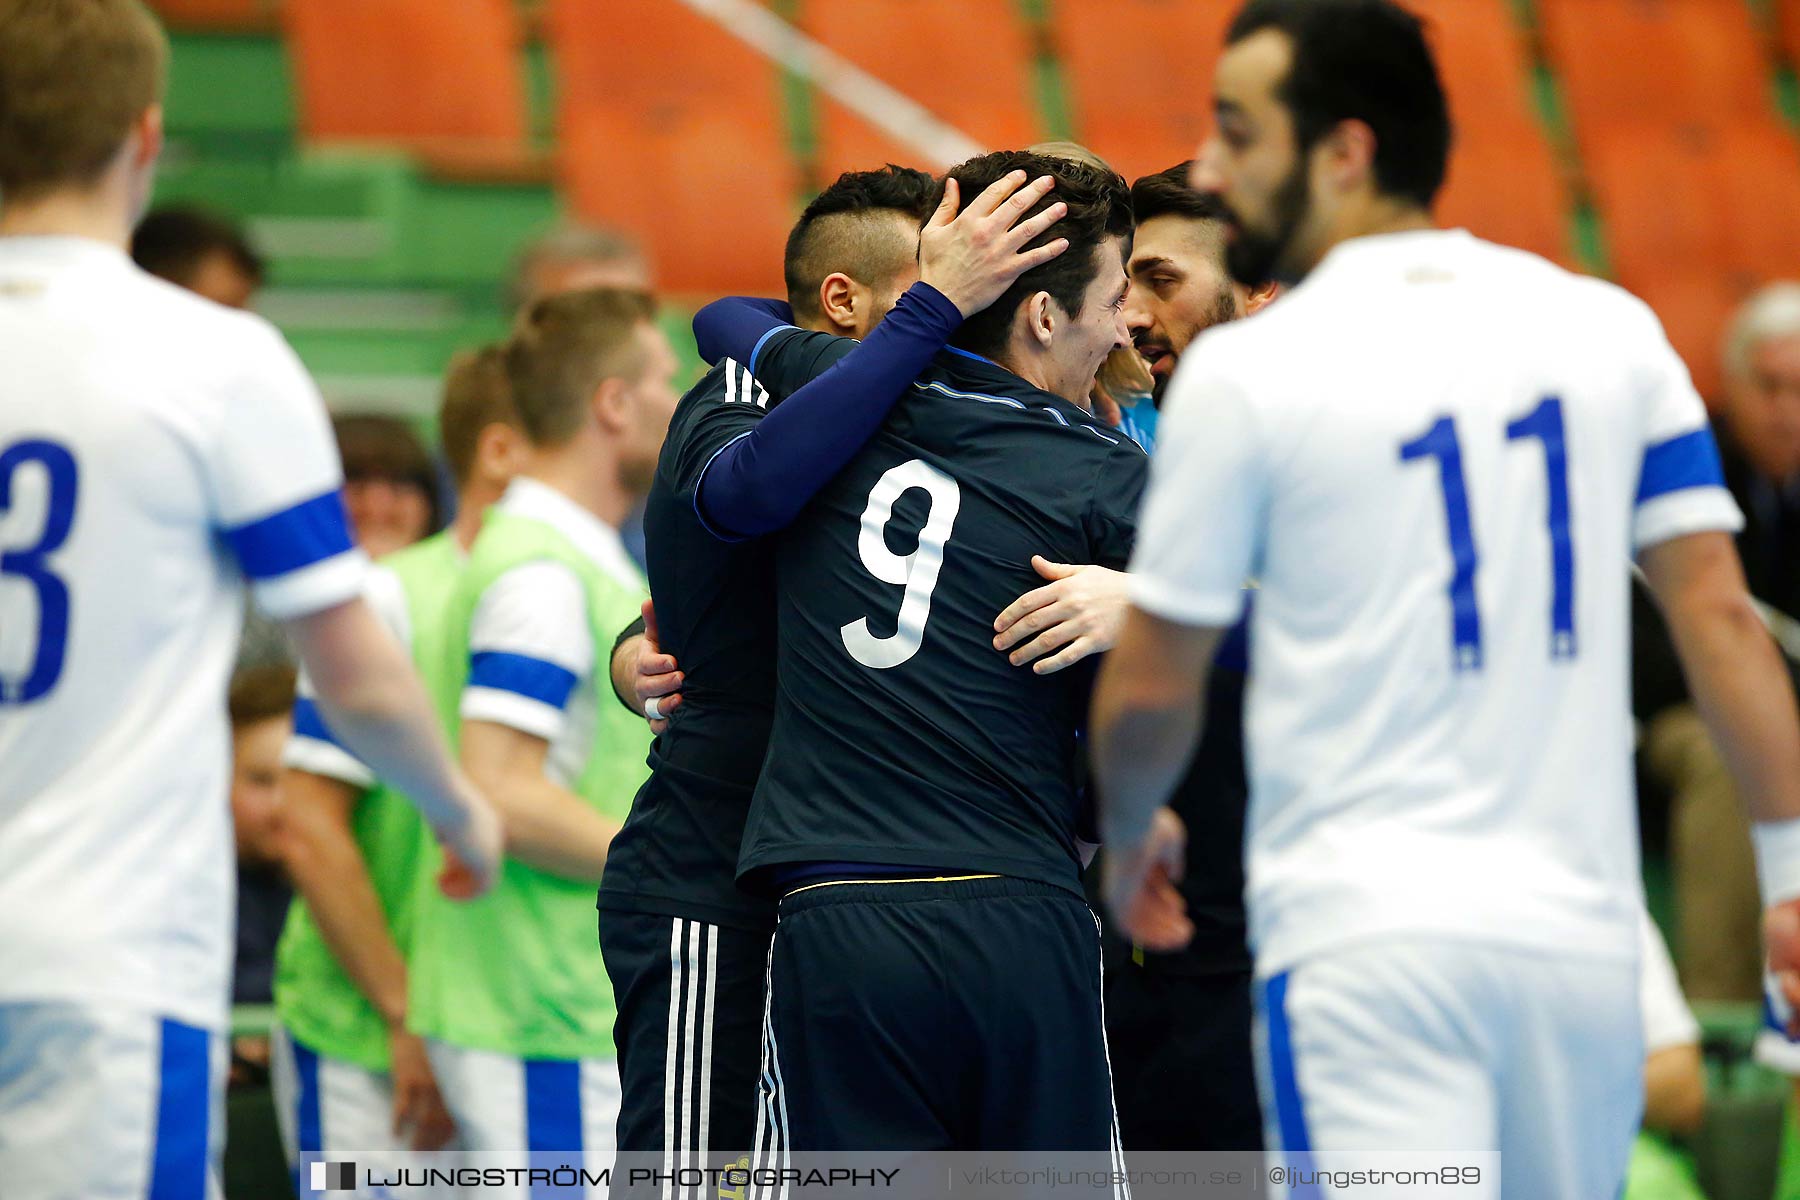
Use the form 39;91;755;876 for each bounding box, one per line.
281;565;412;789
1128;362;1265;627
211;318;366;619
1638;911;1700;1053
459;561;593;741
1629;309;1744;551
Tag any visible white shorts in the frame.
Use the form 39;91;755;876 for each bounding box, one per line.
271;1022;457;1199
1253;939;1642;1200
0;1001;224;1200
426;1037;621;1198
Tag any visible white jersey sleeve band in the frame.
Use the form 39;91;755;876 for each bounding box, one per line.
224;491;367;620
459;560;591;740
1127;369;1264;627
1631;427;1745;550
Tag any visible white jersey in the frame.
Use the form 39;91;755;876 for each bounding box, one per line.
0;237;365;1030
1133;229;1742;976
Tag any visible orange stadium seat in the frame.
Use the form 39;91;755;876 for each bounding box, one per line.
800;0;1042;179
1585;125;1800;400
547;0;798;297
1049;0;1236;180
284;0;528;156
1409;0;1572;262
1537;0;1778;142
1586;125;1800;284
148;0;274;30
1782;0;1800;72
1435;136;1571;265
1623;269;1744;403
1407;0;1544;144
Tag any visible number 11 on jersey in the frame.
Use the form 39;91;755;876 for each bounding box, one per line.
1400;397;1577;672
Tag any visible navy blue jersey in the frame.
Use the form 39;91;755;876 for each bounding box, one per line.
598;357;779;932
725;331;1148;896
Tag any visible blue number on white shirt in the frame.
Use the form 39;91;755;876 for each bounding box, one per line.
0;438;79;704
1400;417;1483;671
1400;399;1578;671
1505;397;1577;659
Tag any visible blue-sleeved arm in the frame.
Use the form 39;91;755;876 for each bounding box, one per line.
692;297;795;367
695;282;964;540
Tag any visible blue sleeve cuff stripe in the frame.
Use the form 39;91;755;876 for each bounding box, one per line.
225;490;357;580
469;651;578;709
1637;428;1727;504
747;324;797;377
290;697;341;748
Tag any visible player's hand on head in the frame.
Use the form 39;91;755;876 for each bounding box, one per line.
388;1028;457;1151
993;556;1132;674
631;599;684;733
434;790;503;899
1103;808;1192;953
920;170;1071;318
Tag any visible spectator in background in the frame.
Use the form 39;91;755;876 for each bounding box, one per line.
228;664;297;1083
1718;283;1800;612
1643;283;1800;1004
270;345;526;1170
334;414;442;559
508;224;659;566
131;203;265;309
508;223;651;310
408;288;676;1160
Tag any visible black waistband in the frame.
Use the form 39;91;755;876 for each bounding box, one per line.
777;873;1076;911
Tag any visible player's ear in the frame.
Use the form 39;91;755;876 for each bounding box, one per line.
590;377;631;434
1025;291;1057;350
123;104;165;217
476;421;526;485
818;272;860;335
1323;118;1376;194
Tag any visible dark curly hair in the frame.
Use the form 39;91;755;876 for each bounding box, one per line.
932;150;1133;361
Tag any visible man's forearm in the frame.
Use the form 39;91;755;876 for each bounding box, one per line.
1663;584;1800;825
697;283;964;539
1092;690;1207;847
692;296;793;367
488;774;619;882
289;601;476;835
279;771;410;1025
1090;608;1221;846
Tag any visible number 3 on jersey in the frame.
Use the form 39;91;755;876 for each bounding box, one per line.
842;459;961;669
0;438;79;704
1400;397;1576;672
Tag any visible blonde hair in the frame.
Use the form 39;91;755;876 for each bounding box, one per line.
0;0;168;198
1724;283;1800;381
504;288;657;447
1027;140;1114;173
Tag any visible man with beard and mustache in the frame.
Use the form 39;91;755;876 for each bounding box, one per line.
1069;161;1265;1155
1116;163;1249;451
1092;1;1800;1196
